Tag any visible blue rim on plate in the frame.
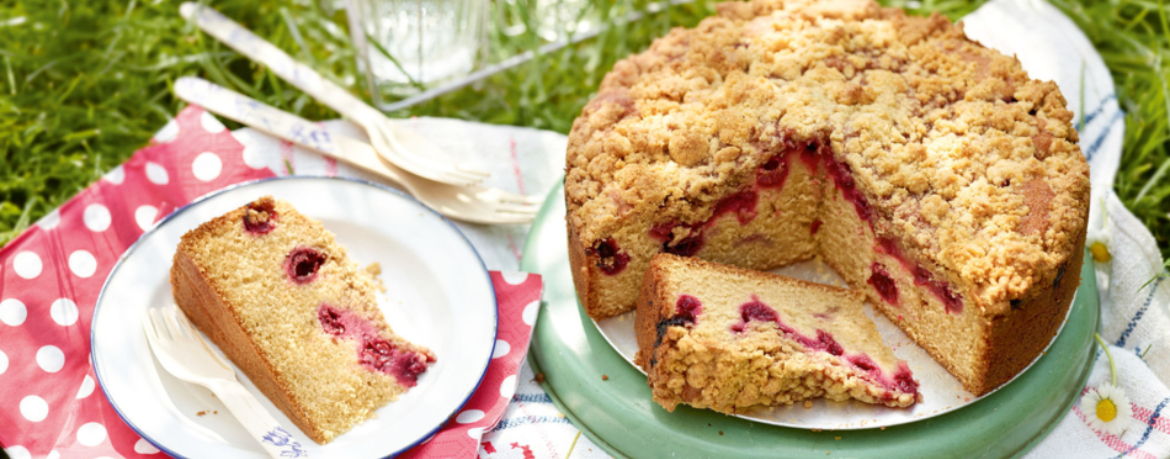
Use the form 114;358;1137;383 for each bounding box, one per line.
91;175;497;458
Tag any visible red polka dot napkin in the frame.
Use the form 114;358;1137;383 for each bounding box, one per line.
0;106;543;459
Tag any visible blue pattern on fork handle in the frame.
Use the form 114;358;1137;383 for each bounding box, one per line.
262;426;309;458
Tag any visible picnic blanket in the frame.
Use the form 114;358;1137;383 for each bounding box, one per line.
2;0;1169;456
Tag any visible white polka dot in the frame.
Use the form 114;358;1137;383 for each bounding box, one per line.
233;130;269;169
37;209;60;230
50;298;79;326
5;445;30;459
76;375;95;399
20;395;48;422
0;349;8;375
69;250;97;278
13;251;42;279
77;422;107;446
146;162;169;185
500;375;517;399
522;300;540;326
455;409;484;424
501;272;529;285
134;438;160;454
0;299;27;326
192;152;223;181
83;204;111;232
492;339;511;359
36;345;65;373
200;111;226;133
135;205;159;231
153;119;180;143
45;450;60;459
466;427;484;440
103;165;125;184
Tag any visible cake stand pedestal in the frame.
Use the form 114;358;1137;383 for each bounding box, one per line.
523;180;1099;459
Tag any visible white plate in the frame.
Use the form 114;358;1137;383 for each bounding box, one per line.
595;257;1074;430
92;177;497;458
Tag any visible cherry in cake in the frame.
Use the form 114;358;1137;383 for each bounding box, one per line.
566;0;1090;396
636;254;919;413
170;196;435;444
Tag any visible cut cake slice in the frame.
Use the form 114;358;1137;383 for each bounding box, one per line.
170;196;435;444
634;253;918;413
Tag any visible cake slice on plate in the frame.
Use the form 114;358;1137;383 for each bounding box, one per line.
635;253;918;413
170;196;435;444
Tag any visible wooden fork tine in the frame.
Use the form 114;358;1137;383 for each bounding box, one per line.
142;309;162;343
494;203;541;214
165;308;190;340
488;210;538;223
496;191;545;205
150;308;171;340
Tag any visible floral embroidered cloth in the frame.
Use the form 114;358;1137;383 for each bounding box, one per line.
4;0;1170;456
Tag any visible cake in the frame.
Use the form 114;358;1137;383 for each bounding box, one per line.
566;0;1089;396
635;254;919;413
171;196;435;444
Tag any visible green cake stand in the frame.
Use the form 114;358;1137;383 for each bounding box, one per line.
522;180;1099;459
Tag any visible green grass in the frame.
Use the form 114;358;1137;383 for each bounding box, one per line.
0;0;1166;259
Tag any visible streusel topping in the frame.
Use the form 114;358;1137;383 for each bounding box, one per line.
565;0;1089;314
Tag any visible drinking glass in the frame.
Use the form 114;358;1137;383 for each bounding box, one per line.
533;0;597;41
346;0;488;96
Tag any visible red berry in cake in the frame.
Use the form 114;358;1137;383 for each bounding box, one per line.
243;197;278;234
816;329;844;356
734;298;780;333
650;222;706;256
892;364;919;395
875;238;962;314
664;235;703;257
318;305;346;336
588;238;630;275
847;354;881;378
391;352;430;387
810;219;822;235
867;263;900;306
356;334;430;387
756;156;789;188
740;300;779;324
822;156;873;224
675;295;702;324
284;247;327;284
911;266;963;314
649;223;675;242
797;141;821;171
711;191;759;225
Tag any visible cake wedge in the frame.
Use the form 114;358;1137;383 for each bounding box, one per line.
635;253;918;413
170;196;435;444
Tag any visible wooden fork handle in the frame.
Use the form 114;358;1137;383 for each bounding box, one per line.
172;76;410;188
208;380;311;458
179;3;381;125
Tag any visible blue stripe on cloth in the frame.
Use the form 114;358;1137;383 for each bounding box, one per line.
1082;94;1117;126
1112;397;1169;459
511;393;553;404
490;415;573;432
1116;276;1166;348
1084;110;1125;162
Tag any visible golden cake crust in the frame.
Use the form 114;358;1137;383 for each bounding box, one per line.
564;0;1090;315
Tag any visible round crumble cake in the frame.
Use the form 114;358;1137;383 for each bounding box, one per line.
564;0;1090;396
